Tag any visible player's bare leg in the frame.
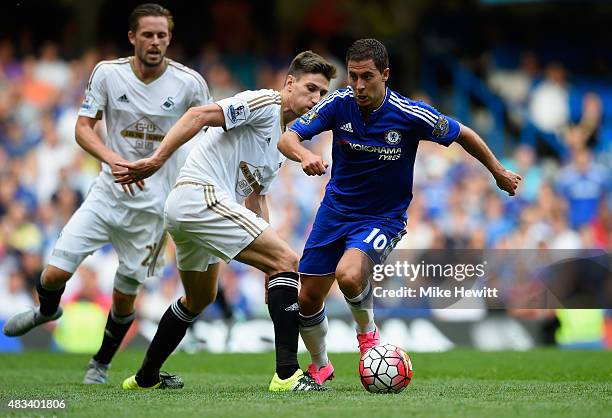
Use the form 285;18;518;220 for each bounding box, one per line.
42;264;73;289
124;264;220;389
299;274;335;316
233;227;298;276
335;249;379;354
298;274;336;384
3;265;70;337
84;289;137;384
112;290;137;316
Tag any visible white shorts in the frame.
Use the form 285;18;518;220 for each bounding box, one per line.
49;182;165;295
164;182;269;272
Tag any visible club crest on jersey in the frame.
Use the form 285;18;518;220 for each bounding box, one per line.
161;97;175;111
227;104;246;124
299;110;318;125
433;115;449;138
384;130;402;145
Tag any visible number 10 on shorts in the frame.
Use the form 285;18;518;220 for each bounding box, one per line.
363;228;387;251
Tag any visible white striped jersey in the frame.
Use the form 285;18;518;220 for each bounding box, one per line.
289;86;461;219
178;89;285;203
78;57;212;214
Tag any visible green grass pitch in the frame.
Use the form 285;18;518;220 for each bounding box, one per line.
0;349;610;418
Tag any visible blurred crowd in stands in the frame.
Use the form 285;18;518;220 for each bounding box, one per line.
0;32;609;339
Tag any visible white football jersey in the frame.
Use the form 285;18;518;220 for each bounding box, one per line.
178;89;286;203
78;57;212;214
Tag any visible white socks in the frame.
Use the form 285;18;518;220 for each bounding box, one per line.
345;280;376;333
299;306;329;368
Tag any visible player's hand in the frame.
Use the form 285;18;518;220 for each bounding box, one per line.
108;157;145;196
301;151;328;176
120;179;145;196
113;157;162;189
494;169;522;196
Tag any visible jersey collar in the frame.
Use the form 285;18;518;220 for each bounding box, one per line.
358;87;389;124
129;57;169;85
372;87;390;114
279;90;287;132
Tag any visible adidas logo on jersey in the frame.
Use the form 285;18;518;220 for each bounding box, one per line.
118;94;129;103
340;122;353;133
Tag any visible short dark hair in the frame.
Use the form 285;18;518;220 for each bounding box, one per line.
129;3;174;33
346;39;389;74
287;50;337;81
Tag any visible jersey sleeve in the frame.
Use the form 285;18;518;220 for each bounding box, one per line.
78;62;108;119
216;91;278;131
410;101;460;147
288;91;339;141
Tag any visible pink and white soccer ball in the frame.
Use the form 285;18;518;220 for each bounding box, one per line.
359;344;413;393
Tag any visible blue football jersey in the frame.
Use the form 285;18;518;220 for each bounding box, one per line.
289;86;461;219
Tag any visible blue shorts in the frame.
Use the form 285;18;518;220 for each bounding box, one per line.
299;203;406;275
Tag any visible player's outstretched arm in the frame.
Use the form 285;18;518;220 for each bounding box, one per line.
277;131;328;176
455;124;522;196
75;115;144;196
114;103;225;184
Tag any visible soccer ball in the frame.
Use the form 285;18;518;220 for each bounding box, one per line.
359;344;413;393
